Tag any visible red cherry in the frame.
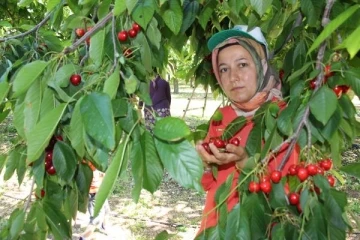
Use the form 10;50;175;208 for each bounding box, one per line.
202;142;211;154
327;175;336;187
324;65;332;77
306;164;318;176
288;192;300;205
213;138;226;149
128;29;137;38
123;48;132;58
296;203;302;213
287;164;298;176
229;137;240;146
319;159;332;171
45;151;53;162
309;79;316;89
340;85;350;94
132;23;141;32
270;170;282;184
70;74;81;86
260;181;272;194
248;181;260;193
297;167;309;182
260;175;271;183
46;165;56;175
317;167;325;175
75;28;85;37
41;189;45;198
279;69;285;80
117;30;128;42
55;135;63;141
333;86;342;98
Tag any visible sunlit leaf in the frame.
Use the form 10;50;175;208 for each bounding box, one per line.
153;117;191;141
13;60;49;97
309;86;338;125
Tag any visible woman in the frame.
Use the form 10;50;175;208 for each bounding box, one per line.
195;25;299;236
144;70;171;132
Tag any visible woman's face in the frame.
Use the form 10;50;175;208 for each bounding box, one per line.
217;44;258;103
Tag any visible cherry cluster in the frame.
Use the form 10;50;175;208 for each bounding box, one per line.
75;26;93;45
308;65;350;98
201;137;241;154
248;158;335;212
117;23;141;42
44;135;63;175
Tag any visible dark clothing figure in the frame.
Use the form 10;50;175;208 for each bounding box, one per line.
144;75;171;131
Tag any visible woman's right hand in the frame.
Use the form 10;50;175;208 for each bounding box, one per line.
196;140;248;168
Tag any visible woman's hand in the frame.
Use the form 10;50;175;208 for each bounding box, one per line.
196;140;248;169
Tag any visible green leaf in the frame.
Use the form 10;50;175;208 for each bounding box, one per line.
124;74;139;94
142;131;163;193
17;0;33;7
146;17;162;49
130;140;143;203
16;147;27;185
69;98;85;157
277;97;300;136
113;0;127;16
304;201;328;239
32;153;45;189
97;0;111;19
309;5;360;54
75;163;92;213
89;28;106;67
309;86;338;125
12;60;49;97
131;0;155;29
94;141;126;217
335;25;360;59
153;117;191;141
80;92;115;150
155;139;203;192
226;203;251;239
24;80;41;139
13;99;26;139
321;106;342;140
10;210;25;239
287;62;312;83
103;67;120;99
221;116;247;141
0;154;6;174
300;0;323;27
54;63;79;88
344;68;360;97
269;182;287;209
163;0;183;35
325;189;347;230
3;147;21;181
340;163;360;178
52;141;77;182
47;0;62;13
133;32;152;73
43;201;72;239
250;0;272;16
197;0;217;30
0;81;10;104
27;103;67;162
246;123;262;156
63;187;78;220
180;0;199;34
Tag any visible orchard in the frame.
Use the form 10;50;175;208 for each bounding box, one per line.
0;0;360;239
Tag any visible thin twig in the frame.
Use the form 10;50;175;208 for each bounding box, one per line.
110;14;120;73
0;13;52;42
24;178;35;212
62;11;113;54
277;0;336;171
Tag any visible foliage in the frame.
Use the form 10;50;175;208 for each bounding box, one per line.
0;0;360;239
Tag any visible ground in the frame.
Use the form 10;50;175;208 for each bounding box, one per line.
1;86;360;239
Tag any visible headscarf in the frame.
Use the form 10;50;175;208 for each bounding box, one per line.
211;37;282;113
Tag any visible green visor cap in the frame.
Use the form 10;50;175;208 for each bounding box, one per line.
207;25;269;57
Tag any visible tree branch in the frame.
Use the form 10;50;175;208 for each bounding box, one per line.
0;13;52;42
277;0;336;170
62;11;113;54
270;12;303;58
